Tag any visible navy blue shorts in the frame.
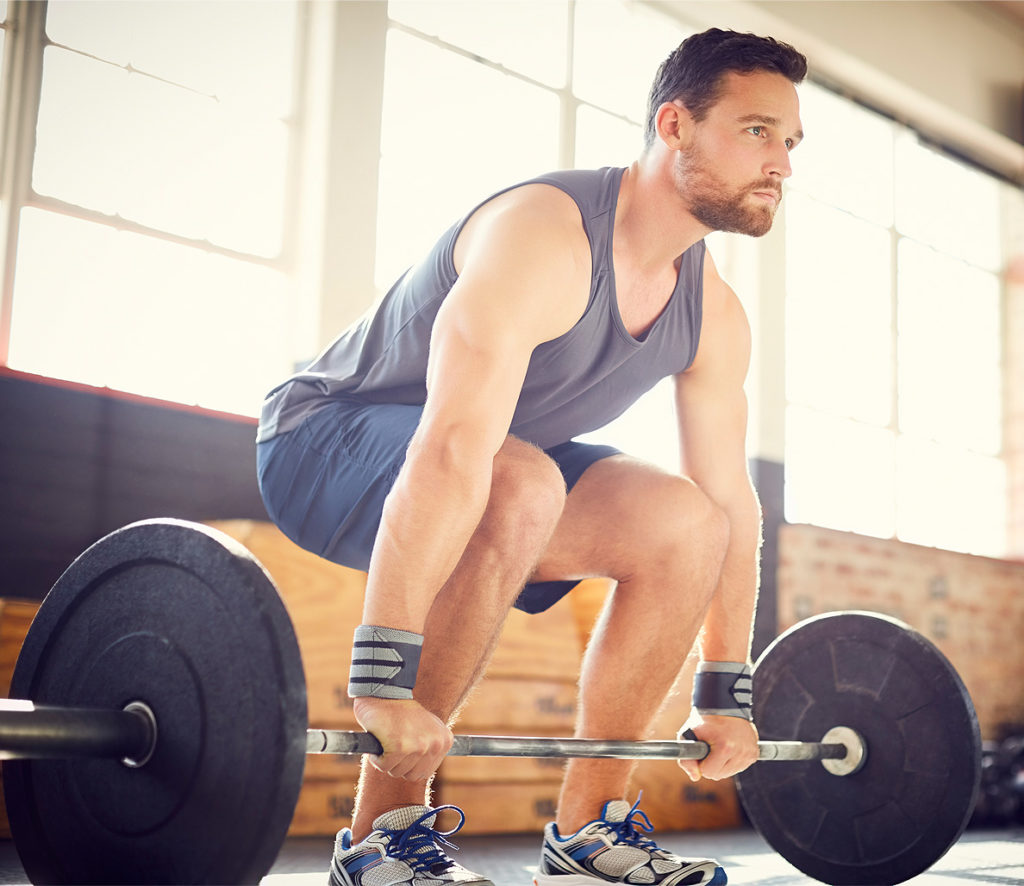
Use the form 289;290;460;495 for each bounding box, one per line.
256;397;620;613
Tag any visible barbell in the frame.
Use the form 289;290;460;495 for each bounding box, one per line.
0;519;981;885
0;701;866;767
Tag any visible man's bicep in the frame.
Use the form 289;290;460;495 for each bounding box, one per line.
419;200;589;453
420;289;534;454
674;283;753;498
675;371;750;495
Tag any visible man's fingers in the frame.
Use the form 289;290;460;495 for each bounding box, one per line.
677;760;702;781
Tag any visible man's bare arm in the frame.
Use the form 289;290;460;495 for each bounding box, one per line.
673;252;762;781
354;187;591;780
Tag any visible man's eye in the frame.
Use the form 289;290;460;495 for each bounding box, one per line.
748;126;765;137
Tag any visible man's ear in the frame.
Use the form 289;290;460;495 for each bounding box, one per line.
655;99;695;150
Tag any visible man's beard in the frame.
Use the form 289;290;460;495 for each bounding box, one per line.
673;146;781;238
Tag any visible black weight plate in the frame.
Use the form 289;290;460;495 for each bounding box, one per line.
735;611;981;885
3;519;307;885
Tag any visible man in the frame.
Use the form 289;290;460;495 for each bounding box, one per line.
257;27;806;886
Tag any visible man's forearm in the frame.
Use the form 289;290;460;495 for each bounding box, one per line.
361;434;494;632
697;493;762;663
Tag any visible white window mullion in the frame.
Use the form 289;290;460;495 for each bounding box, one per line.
0;0;47;366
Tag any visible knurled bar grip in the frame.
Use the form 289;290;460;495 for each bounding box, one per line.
305;729;850;762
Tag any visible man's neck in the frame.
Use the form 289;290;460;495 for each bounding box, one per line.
614;155;710;270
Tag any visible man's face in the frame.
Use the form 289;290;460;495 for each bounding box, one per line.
673;70;803;237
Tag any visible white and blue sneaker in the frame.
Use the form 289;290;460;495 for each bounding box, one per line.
534;798;727;886
329;805;493;886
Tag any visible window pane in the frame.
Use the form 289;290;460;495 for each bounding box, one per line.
574;105;641;169
8;209;293;415
388;0;567;87
895;132;1002;270
44;0;296;115
897;238;1001;454
785;192;892;425
790;82;893;228
34;48;287;256
785;406;896;538
376;31;559;288
897;435;1006;557
573;2;688;121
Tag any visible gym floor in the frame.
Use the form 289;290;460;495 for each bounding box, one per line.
0;827;1020;884
263;829;1024;886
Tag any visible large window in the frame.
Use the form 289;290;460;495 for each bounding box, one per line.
784;81;1016;557
0;1;302;415
376;0;685;292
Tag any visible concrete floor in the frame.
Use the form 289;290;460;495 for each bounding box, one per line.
265;827;1024;886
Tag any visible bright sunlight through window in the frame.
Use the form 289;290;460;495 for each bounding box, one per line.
784;82;1011;557
6;1;299;416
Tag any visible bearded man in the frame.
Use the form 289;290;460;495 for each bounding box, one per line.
256;27;807;886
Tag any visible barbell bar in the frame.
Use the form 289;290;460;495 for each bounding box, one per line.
1;518;983;886
305;726;866;772
0;700;861;769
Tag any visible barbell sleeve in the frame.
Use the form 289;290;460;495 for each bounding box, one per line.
0;700;154;762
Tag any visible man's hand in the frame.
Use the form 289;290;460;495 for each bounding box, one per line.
677;713;759;782
352;696;453;782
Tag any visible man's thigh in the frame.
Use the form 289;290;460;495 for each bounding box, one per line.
512;440;620;613
532;453;707;586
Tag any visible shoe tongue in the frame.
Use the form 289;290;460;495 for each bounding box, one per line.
601;799;633;823
373;805;435;831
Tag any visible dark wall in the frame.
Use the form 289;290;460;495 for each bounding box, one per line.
749;457;784;660
0;369;269;600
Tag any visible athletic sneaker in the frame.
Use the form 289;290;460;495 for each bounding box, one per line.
534;798;727;886
329;805;494;886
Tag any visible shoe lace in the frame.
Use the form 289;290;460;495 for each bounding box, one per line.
380;805;466;874
603;795;659;851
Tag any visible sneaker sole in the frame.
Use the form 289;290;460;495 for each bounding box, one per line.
533;867;727;886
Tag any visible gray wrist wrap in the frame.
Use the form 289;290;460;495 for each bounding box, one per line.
692;661;753;720
348;625;424;700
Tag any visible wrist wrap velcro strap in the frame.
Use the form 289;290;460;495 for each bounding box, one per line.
348;625;424;700
692;661;753;720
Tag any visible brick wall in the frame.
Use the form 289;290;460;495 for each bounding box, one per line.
777;522;1024;740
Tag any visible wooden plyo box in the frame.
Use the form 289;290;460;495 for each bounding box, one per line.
0;598;42;839
434;779;563;836
289;755;363;837
0;599;40;697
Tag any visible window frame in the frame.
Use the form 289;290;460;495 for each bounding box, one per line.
0;0;309;372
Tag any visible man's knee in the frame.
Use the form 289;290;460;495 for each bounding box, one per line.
637;474;730;575
484;437;567;545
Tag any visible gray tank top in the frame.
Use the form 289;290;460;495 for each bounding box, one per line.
257;167;705;450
